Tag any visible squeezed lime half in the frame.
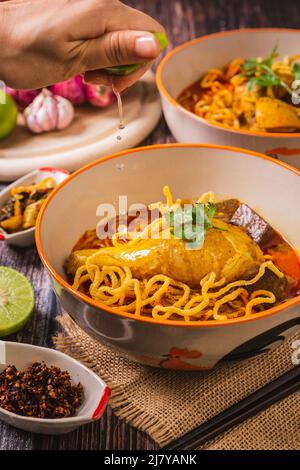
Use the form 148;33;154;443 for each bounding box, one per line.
0;267;34;337
105;32;169;76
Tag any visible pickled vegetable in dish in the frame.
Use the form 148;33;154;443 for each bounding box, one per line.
0;178;57;233
177;46;300;133
65;187;300;323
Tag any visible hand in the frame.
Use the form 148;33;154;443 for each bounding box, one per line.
0;0;165;91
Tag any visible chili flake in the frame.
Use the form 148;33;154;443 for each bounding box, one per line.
0;362;83;419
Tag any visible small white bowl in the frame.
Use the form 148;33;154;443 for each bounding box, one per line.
0;341;110;435
0;167;69;247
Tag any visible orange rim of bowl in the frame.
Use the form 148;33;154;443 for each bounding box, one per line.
156;28;300;140
36;143;300;328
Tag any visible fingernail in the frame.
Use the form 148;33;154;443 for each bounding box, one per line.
135;35;159;59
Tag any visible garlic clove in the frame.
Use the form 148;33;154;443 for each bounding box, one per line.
37;95;58;131
24;111;44;134
55;95;75;130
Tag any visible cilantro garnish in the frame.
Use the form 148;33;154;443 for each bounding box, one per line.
241;45;293;95
165;202;226;250
292;62;300;81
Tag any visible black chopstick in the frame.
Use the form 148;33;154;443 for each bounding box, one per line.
163;366;300;450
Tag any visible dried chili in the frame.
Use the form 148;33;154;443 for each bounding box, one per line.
0;362;83;418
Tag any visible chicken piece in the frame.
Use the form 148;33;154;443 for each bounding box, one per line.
65;249;98;277
79;220;264;289
255;97;300;132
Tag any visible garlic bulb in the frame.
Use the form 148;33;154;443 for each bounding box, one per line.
24;89;74;133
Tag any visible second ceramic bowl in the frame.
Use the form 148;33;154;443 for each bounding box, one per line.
157;28;300;169
0;167;69;247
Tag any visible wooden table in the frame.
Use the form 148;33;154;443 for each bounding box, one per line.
1;0;299;451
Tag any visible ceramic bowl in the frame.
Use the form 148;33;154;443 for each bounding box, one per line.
156;28;300;170
0;341;110;434
36;144;300;371
0;167;69;247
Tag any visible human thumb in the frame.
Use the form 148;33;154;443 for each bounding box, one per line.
80;30;161;72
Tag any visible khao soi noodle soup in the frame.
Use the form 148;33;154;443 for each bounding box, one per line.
177;46;300;133
65;187;300;323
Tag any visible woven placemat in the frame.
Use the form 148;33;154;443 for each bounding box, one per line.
54;314;300;450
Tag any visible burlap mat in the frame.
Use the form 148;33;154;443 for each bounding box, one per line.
54;314;300;450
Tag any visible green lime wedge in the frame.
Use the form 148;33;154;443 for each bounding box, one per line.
0;267;34;337
0;92;18;140
154;32;169;51
105;32;169;76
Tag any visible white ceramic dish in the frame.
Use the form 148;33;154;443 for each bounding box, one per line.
0;341;110;434
0;71;161;182
36;144;300;370
157;28;300;170
0;167;69;247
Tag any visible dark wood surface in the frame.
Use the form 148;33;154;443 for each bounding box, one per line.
1;0;300;451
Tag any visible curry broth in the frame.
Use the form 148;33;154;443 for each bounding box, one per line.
67;204;300;303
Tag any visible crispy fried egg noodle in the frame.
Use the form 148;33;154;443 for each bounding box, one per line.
71;188;284;322
178;53;300;132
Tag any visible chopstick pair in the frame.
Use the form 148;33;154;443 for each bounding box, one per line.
163;365;300;450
